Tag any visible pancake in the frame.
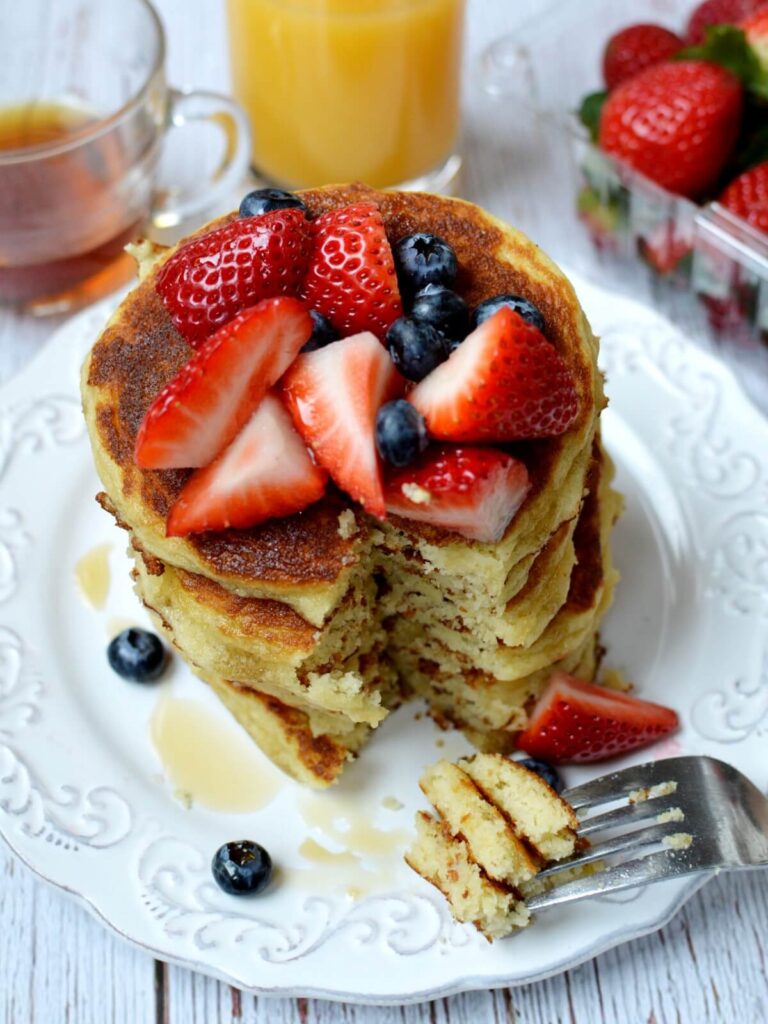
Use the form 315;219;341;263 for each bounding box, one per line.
80;185;617;783
82;185;604;624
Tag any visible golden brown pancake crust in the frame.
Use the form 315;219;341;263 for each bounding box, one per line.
85;184;598;585
223;684;351;785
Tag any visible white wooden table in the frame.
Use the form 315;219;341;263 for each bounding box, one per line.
2;2;766;1021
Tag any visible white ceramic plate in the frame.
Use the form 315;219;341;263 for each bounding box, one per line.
1;271;766;1004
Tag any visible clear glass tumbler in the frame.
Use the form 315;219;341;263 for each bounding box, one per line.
226;0;465;192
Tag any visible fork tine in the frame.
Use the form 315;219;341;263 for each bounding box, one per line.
561;757;690;812
535;819;687;878
525;844;705;912
576;794;680;837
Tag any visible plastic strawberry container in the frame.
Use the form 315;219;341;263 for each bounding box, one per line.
477;0;768;413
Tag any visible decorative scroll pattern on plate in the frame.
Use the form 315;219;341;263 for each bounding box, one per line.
0;627;132;849
600;324;762;500
691;643;768;744
0;384;132;852
0;395;84;483
139;836;467;962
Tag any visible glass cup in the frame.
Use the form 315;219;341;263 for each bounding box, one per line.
0;0;251;314
226;0;465;192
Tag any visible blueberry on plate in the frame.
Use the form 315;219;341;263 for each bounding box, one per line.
517;757;563;794
472;293;546;333
410;283;469;340
239;187;307;218
107;628;167;683
375;400;429;468
212;840;273;895
301;310;339;352
385;317;451;382
394;233;458;294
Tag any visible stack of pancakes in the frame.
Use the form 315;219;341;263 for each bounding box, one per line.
81;185;621;787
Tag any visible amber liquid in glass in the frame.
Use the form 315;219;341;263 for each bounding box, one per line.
0;101;143;311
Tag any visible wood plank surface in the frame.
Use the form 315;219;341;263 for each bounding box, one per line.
1;0;766;1022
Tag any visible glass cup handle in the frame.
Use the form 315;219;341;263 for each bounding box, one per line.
476;36;537;103
151;87;252;231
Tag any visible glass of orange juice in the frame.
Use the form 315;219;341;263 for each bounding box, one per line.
226;0;465;191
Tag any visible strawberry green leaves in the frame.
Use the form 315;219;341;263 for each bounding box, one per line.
680;25;768;100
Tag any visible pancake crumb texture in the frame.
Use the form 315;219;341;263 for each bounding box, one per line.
406;755;578;939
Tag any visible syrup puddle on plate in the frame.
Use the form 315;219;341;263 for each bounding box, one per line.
299;838;359;867
293;792;410;898
150;696;284;813
299;793;410;858
106;616;139;638
74;543;111;610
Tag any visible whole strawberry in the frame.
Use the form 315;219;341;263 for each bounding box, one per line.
602;24;683;90
156;208;311;347
599;60;742;199
686;0;764;44
719;161;768;233
302;202;403;340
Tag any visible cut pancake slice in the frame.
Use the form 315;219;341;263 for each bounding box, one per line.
405;812;531;940
419;760;539;886
459;754;579;861
406;754;578;938
130;538;391;727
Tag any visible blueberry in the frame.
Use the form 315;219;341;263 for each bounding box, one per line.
301;310;338;352
410;283;469;340
472;294;546;333
386;317;450;382
239;187;307;218
375;400;428;467
394;233;458;295
212;840;273;895
107;628;166;683
517;757;563;794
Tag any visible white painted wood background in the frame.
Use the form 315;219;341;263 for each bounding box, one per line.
1;1;766;1020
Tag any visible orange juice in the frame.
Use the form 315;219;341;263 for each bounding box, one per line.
226;0;465;189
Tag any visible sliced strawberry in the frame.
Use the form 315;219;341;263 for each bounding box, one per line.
409;308;579;442
166;394;327;536
156;208;311;346
301;203;403;340
385;446;530;543
517;673;680;764
135;297;312;470
282;332;403;517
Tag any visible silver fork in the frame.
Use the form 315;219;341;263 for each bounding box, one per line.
525;755;768;912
